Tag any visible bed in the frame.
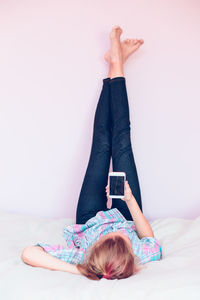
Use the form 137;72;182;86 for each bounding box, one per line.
0;210;200;300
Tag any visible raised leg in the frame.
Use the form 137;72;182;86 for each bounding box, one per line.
76;78;111;224
110;77;143;220
105;25;144;221
76;25;144;224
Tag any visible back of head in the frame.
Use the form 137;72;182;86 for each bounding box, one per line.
76;233;143;280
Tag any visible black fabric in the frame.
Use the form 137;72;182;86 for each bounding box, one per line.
76;77;142;224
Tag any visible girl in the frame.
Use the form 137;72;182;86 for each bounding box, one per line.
21;25;162;280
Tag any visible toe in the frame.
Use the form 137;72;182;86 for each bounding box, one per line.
134;39;141;45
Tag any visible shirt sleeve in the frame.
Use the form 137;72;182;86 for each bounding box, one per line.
139;237;163;264
34;242;85;265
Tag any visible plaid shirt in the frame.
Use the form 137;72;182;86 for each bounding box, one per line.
35;208;162;265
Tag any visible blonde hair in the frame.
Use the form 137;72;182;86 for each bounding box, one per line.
76;233;144;280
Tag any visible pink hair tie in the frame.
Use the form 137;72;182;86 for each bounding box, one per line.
103;273;111;279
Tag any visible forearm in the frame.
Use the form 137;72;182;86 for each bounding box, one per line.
126;195;154;239
21;246;81;275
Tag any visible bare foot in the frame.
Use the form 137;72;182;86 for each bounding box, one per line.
109;25;123;64
104;38;144;64
109;25;123;40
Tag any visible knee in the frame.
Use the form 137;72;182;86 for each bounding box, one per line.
112;116;131;138
112;130;131;152
94;132;111;153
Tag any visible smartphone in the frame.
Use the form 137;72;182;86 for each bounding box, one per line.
108;172;126;198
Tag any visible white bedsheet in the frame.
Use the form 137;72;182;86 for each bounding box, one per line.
0;211;200;300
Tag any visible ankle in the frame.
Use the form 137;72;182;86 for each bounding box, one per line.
110;73;124;79
109;68;125;79
108;62;124;78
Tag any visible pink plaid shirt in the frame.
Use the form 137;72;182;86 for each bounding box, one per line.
35;208;162;265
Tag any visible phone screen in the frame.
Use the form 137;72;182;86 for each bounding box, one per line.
109;176;124;196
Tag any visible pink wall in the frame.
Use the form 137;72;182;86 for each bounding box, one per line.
0;0;200;221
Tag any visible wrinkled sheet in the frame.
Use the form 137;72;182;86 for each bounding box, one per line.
0;211;200;300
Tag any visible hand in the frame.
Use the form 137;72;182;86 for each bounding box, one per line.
105;180;133;203
121;180;134;202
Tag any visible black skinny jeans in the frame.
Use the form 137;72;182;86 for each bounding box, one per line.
76;77;142;224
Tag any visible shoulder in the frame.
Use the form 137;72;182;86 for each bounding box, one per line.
140;236;162;249
140;237;163;263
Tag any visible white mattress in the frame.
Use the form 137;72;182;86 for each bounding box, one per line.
0;211;200;300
